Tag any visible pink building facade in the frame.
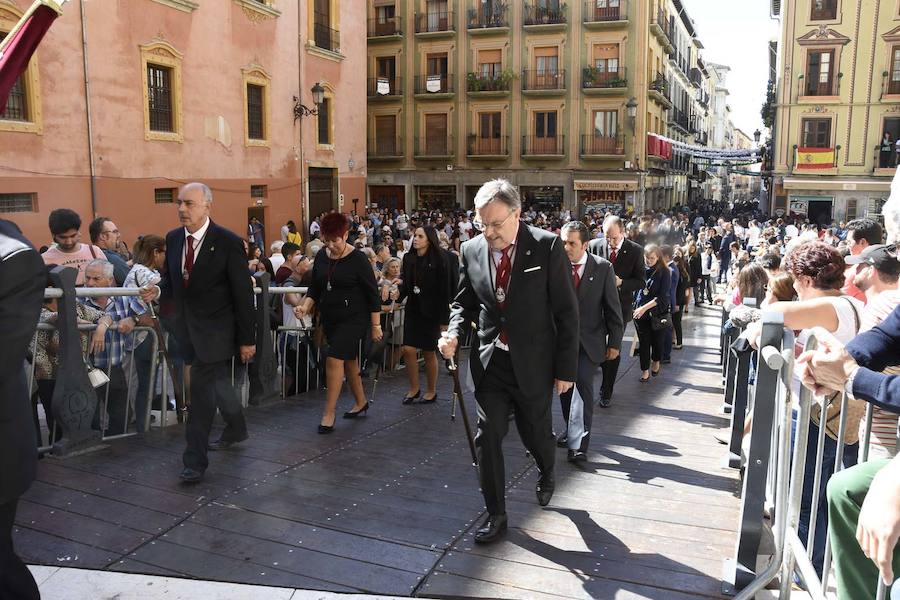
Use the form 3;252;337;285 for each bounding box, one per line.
0;0;365;248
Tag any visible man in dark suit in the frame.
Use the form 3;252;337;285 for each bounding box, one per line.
439;179;579;544
558;221;623;462
142;183;256;483
718;224;736;284
588;215;644;407
0;219;45;600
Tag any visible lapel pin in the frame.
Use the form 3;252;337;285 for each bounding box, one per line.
209;246;215;251
526;250;531;256
589;276;594;281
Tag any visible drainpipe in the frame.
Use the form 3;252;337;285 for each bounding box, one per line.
79;0;97;216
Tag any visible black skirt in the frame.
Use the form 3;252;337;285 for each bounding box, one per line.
402;305;440;351
322;317;367;361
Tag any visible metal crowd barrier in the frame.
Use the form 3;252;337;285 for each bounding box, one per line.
724;315;894;600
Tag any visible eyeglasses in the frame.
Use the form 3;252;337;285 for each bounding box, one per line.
473;209;516;232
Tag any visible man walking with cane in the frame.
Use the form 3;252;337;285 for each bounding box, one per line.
438;179;579;544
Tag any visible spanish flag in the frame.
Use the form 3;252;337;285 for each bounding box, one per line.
0;0;65;114
795;147;835;170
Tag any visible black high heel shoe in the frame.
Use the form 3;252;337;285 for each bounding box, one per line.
402;390;421;405
318;415;336;434
343;402;369;419
421;393;438;403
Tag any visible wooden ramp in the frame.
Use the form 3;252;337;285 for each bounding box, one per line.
16;304;740;599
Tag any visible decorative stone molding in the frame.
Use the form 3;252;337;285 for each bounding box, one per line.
234;0;280;22
150;0;199;13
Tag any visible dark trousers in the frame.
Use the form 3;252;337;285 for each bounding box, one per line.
701;275;714;302
474;349;555;516
133;335;155;433
183;358;248;473
693;283;704;305
718;257;730;283
35;379;61;447
0;499;40;600
559;350;599;452
92;365;128;436
635;315;666;371
672;305;684;346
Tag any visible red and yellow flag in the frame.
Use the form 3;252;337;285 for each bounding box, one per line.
0;0;64;114
795;147;835;170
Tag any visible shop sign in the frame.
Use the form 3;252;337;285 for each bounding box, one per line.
574;180;637;191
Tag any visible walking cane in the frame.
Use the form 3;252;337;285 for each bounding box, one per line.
146;304;188;423
447;352;478;469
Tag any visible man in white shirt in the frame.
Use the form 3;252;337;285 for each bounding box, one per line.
785;220;799;239
269;241;286;273
747;220;761;252
458;215;473;242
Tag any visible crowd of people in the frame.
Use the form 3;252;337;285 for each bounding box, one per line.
2;179;898;599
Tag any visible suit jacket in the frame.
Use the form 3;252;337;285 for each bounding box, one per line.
449;222;579;394
398;248;450;324
719;233;736;259
846;305;900;414
575;254;624;365
160;220;255;364
0;220;45;503
588;237;644;324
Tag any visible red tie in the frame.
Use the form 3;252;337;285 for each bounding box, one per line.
572;263;581;289
609;246;617;264
496;246;511;344
184;235;195;283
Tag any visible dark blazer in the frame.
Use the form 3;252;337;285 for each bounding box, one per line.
0;220;45;503
575;254;624;365
689;254;702;285
846;305;900;414
445;249;460;299
588;237;645;324
398;248;450;325
719;232;736;259
160;220;255;364
635;265;672;314
449;222;579;393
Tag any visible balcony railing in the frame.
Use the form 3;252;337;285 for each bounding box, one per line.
367;17;402;37
467;4;508;29
313;20;340;52
367;76;402;98
467;71;511;92
414;74;454;95
415;11;454;33
367;137;403;158
522;69;566;91
651;7;673;47
689;67;704;88
582;67;627;89
889;78;900;95
668;107;690;131
467;135;509;156
583;0;626;22
523;4;566;26
415;135;454;157
581;134;624;155
522;135;565;156
649;72;670;101
802;77;838;97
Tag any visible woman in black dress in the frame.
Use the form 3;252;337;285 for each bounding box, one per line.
632;244;672;382
293;213;382;433
397;226;450;403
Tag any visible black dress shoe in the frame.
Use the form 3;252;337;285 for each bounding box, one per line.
473;514;508;544
536;473;555;506
208;434;248;451
597;392;611;408
567;450;587;463
420;393;438;403
179;468;203;483
402;390;421;405
555;433;568;448
342;402;369;419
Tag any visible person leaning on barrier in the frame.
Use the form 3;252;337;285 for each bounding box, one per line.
0;219;46;600
82;259;145;436
745;240;864;580
280;254;314;396
291;212;382;432
123;235;166;433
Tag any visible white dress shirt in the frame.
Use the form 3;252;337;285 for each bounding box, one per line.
182;217;211;276
571;250;588;280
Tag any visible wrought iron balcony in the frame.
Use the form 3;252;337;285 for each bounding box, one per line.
583;0;626;23
582;67;627;90
415;135;455;157
366;76;403;98
313;20;340;52
522;135;565;156
414;74;454;95
367;137;403;159
522;69;566;92
581;134;625;156
523;3;566;26
415;10;454;33
467;70;512;93
367;16;402;37
467;3;508;29
467;135;510;156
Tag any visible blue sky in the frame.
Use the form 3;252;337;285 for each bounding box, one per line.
681;0;781;141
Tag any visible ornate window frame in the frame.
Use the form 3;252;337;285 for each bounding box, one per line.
150;0;199;13
242;66;271;147
316;82;335;151
140;39;184;143
0;0;43;134
234;0;281;21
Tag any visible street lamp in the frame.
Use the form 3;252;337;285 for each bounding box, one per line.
626;96;638;130
293;82;325;121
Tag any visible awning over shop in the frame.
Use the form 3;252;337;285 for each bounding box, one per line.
782;178;891;192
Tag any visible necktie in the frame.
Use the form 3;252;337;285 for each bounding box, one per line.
572;263;581;289
184;235;195;283
609;246;617;264
496;246;511;344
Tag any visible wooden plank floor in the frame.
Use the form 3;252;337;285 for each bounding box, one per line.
16;304;740;599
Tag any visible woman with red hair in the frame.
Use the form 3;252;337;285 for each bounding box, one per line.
293;212;381;433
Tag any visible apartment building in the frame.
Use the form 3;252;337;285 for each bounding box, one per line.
771;0;898;224
0;0;365;245
365;0;714;216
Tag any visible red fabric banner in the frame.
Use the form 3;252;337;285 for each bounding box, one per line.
0;3;60;114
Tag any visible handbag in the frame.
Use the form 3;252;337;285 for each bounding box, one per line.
650;307;672;331
85;360;110;388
